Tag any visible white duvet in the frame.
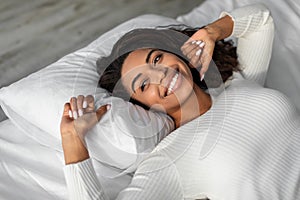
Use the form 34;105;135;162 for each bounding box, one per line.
1;0;299;199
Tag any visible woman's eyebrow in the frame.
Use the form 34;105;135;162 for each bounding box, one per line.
131;73;142;93
131;49;157;93
145;49;157;63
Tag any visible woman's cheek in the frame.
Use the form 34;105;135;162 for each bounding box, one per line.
145;88;159;104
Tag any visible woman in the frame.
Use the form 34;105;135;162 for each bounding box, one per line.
60;3;300;200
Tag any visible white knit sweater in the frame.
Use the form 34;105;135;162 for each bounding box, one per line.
64;4;300;200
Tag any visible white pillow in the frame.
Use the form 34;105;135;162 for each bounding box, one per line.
0;14;180;170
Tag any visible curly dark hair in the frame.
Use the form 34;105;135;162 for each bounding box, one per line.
97;27;239;102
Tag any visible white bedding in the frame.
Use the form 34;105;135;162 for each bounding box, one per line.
0;119;66;199
0;118;134;199
1;0;299;199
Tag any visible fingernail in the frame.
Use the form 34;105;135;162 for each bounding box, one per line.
199;42;205;48
73;111;78;119
69;110;73;118
195;49;202;56
196;40;202;45
201;74;205;81
83;101;87;109
191;40;196;44
106;104;111;110
78;109;83;117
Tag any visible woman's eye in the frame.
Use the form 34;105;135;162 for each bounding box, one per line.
153;54;162;65
140;79;148;92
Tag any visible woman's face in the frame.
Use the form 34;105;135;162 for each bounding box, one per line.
121;48;195;114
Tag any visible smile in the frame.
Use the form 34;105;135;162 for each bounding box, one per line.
167;71;179;95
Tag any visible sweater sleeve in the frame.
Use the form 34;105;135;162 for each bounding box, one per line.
116;153;183;200
64;159;109;200
221;4;275;86
64;154;184;200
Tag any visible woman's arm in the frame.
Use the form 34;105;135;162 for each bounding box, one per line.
60;95;110;200
182;3;274;85
60;103;89;165
65;152;184;200
221;3;274;85
64;159;108;200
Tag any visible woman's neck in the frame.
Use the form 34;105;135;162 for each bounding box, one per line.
171;85;212;128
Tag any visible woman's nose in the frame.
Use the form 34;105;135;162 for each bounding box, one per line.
148;66;167;85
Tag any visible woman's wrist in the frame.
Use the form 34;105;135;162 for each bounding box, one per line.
62;131;90;165
205;15;234;41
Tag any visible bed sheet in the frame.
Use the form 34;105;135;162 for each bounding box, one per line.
0;119;133;199
0;119;67;200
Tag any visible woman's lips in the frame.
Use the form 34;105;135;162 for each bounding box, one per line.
167;72;179;95
164;68;183;97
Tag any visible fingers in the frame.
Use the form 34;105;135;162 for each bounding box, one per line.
73;104;110;137
68;95;110;120
61;103;72;123
181;38;215;80
198;41;214;78
96;104;110;122
181;40;205;69
84;95;94;113
63;95;110;138
181;27;218;81
181;41;199;57
63;103;71;117
200;53;212;78
77;95;84;117
69;95;95;119
70;97;79;119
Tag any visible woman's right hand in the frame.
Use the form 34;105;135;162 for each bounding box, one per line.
60;95;110;164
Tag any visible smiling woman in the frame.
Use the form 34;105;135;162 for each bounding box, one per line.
97;28;239;127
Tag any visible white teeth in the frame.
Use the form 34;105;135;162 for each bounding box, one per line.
167;73;178;95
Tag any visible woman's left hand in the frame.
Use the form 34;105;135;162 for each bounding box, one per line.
181;15;234;80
